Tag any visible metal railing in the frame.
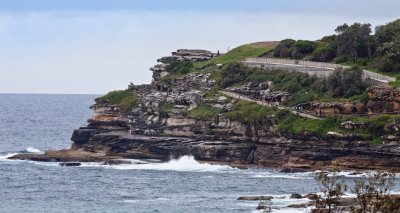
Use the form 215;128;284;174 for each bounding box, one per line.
244;58;396;83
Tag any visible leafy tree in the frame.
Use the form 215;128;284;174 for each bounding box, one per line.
374;20;400;72
380;36;400;60
335;23;373;61
375;19;400;47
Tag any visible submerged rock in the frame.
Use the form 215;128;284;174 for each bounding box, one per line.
102;159;132;165
290;193;303;199
59;162;81;167
237;196;273;201
287;203;310;208
304;193;319;200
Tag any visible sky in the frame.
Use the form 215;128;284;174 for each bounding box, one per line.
0;0;399;94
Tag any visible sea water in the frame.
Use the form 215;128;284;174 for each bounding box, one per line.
0;94;399;213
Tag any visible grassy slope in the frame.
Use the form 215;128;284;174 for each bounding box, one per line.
99;90;139;110
194;42;277;68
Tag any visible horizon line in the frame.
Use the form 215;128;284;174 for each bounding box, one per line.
0;92;102;95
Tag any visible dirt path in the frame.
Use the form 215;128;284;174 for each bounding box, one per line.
220;91;321;120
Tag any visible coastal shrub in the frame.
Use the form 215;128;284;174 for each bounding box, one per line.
285;90;321;106
273;39;295;58
244;70;270;85
293;40;315;54
326;67;370;98
379;59;400;73
100;90;139;111
165;60;193;74
332;56;348;64
313;46;336;62
290;40;315;59
220;62;251;88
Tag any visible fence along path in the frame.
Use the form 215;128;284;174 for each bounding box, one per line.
244;58;396;84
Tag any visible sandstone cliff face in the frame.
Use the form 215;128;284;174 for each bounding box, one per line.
295;86;400;116
52;95;400;172
10;50;400;171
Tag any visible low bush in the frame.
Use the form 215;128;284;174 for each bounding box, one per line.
165;60;193;74
326;67;370;98
99;90;139;111
220;62;251;88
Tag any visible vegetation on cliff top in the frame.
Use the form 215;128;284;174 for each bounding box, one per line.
99;90;139;111
140;19;400;144
277;112;400;143
194;43;274;68
273;19;400;80
219;61;370;105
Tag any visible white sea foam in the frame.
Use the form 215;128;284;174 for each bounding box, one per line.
82;155;234;172
0;147;41;161
251;171;314;180
0;153;18;160
315;170;400;178
25;147;41;153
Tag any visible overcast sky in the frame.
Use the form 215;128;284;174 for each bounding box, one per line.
0;0;399;94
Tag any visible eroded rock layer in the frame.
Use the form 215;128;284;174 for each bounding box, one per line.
10;50;400;172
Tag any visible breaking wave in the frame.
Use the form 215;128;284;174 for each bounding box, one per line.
83;155;235;172
24;147;41;153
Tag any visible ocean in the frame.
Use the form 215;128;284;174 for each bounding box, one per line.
0;94;398;213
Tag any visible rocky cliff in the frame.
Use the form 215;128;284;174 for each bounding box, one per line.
10;49;400;172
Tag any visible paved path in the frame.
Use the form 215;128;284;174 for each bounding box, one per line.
243;57;396;84
220;91;321;120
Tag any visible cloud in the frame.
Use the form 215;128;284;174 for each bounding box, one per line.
0;10;397;94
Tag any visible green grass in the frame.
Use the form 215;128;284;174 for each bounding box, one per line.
99;90;139;111
225;101;277;125
197;66;222;82
277;115;343;138
349;92;369;103
276;113;398;143
186;104;221;120
194;44;272;68
203;88;221;99
158;72;187;86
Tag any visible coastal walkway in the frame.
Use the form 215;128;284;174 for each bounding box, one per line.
243;57;396;84
220;91;321;120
